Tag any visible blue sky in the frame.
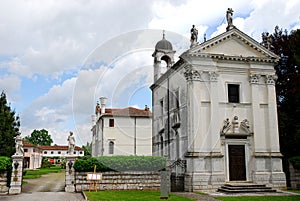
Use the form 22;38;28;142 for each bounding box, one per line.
0;0;299;145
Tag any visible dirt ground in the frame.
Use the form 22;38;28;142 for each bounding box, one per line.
22;170;65;192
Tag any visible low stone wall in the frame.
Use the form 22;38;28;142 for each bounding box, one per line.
75;171;160;191
0;171;9;194
289;162;300;189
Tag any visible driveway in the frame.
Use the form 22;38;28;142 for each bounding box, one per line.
0;170;85;201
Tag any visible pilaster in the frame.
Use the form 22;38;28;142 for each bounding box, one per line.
266;74;280;152
249;73;264;152
209;71;220;152
9;155;24;194
65;155;77;192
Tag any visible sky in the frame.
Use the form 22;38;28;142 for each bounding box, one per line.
0;0;299;146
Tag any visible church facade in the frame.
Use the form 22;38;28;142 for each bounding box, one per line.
151;11;286;191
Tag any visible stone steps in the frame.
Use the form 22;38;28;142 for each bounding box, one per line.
218;183;277;193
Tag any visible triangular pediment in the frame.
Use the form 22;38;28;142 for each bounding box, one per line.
188;28;279;60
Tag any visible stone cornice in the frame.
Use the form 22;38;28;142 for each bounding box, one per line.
185;152;224;158
253;152;283;158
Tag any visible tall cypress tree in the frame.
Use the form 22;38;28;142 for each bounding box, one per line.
269;27;300;158
0;91;20;157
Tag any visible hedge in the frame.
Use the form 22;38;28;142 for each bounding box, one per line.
74;156;166;172
0;156;12;187
0;156;11;171
289;156;300;169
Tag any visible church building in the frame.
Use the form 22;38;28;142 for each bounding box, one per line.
151;9;286;191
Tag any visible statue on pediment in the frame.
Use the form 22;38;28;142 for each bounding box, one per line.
226;8;234;31
190;25;198;47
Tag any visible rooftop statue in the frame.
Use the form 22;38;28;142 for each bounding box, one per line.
226;8;234;31
190;25;198;47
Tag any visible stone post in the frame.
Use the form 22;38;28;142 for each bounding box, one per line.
9;155;24;194
65;155;76;192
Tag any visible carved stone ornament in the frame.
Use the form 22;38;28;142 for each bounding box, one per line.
249;74;261;84
240;119;251;133
220;118;231;135
184;66;201;81
266;74;277;85
209;71;218;82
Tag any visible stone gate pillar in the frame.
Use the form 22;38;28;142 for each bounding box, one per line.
9;155;24;194
65;155;76;192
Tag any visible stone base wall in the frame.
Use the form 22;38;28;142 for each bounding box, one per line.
75;171;160;191
0;171;9;194
289;162;300;189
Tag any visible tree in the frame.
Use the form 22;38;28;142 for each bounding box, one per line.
82;142;92;156
24;129;53;146
268;26;300;158
0;91;20;157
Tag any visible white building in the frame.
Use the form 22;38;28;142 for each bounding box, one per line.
23;141;43;169
39;145;84;165
151;11;286;191
91;97;152;156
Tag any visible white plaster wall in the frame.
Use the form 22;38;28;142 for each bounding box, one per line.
102;116;152;156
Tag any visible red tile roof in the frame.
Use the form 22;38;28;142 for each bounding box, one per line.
101;107;152;117
38;145;84;151
22;141;35;147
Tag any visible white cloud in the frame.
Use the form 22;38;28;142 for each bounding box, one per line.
0;74;21;102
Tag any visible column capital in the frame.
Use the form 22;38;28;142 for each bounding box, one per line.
208;71;218;82
249;73;261;84
184;65;201;81
266;74;277;85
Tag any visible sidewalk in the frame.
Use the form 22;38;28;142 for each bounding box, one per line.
0;192;85;201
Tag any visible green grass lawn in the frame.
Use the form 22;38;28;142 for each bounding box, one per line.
287;190;300;194
23;166;62;179
85;190;194;201
215;195;300;201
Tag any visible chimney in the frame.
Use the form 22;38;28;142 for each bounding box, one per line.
99;97;107;114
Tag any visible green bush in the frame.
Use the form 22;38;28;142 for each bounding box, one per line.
0;156;11;171
289;156;300;169
74;156;166;172
41;160;52;168
0;156;12;187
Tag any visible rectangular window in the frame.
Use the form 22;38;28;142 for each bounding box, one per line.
175;90;179;109
58;151;61;154
44;151;47;154
160;100;164;116
109;119;114;127
24;149;28;152
228;84;240;103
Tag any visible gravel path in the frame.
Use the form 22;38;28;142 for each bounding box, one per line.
0;170;85;201
22;171;65;192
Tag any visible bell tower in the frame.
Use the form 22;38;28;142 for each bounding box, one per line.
152;31;176;82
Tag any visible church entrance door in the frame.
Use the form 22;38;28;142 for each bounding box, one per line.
228;145;246;181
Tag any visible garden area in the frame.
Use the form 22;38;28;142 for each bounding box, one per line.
23;166;62;179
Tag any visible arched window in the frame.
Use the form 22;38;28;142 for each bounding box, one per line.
109;141;114;154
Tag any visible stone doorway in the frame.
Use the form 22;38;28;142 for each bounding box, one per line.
228;145;246;181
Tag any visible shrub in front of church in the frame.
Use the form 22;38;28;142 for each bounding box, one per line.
289;156;300;169
74;156;166;172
